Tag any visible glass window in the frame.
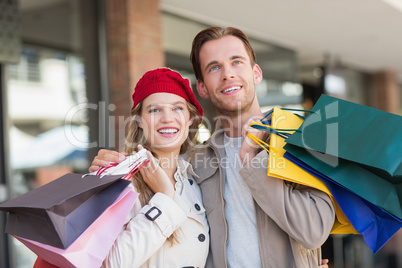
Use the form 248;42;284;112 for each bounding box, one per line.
5;45;89;267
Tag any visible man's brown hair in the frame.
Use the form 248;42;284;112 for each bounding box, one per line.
190;27;257;82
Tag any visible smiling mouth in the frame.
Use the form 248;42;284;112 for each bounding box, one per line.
157;128;179;134
221;86;241;93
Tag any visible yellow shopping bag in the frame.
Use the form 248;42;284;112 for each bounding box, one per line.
249;108;357;234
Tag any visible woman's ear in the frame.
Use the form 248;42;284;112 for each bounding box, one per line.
188;117;194;126
137;118;143;128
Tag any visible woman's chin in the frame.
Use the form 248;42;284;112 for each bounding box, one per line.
150;144;182;154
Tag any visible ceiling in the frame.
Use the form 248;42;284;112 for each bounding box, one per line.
19;0;402;82
161;0;402;82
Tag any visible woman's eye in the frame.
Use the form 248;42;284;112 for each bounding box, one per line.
149;108;160;113
173;106;184;111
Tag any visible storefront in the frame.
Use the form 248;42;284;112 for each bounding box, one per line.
0;0;400;267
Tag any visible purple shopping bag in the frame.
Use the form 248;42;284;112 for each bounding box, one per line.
16;185;138;268
0;173;130;249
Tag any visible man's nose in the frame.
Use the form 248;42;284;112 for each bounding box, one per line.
221;65;236;80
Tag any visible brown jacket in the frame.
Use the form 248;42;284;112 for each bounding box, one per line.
188;127;335;268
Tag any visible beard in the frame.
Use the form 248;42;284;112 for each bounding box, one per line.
214;98;253;118
210;87;256;118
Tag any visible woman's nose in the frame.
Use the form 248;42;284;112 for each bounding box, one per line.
160;110;174;123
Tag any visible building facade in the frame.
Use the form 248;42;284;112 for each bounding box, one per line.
0;0;400;267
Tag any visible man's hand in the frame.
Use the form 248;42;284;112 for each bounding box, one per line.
240;118;269;165
319;259;329;268
88;149;127;173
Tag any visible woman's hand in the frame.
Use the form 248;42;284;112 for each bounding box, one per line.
139;148;175;199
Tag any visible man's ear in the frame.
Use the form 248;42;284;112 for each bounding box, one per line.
196;80;210;99
253;64;263;85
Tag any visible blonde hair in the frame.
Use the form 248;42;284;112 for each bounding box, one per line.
125;100;201;244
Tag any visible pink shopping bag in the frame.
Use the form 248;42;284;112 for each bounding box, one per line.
16;185;138;268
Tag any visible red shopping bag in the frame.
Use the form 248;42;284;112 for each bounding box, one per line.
34;258;59;268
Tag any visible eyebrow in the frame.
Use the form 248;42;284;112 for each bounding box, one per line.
204;55;247;72
144;101;186;110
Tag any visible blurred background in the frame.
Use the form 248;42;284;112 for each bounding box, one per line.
0;0;401;267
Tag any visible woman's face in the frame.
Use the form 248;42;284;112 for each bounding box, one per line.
139;93;193;155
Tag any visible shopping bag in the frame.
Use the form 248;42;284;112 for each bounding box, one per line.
261;108;357;234
34;258;58;268
92;148;148;177
283;135;402;220
284;144;402;253
285;94;402;180
0;148;149;249
0;173;130;249
15;185;138;268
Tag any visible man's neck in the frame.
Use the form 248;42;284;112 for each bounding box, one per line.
219;108;264;138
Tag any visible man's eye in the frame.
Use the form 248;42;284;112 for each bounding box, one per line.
233;60;242;65
210;66;219;72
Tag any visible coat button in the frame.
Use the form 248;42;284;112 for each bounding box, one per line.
198;234;206;242
188;179;194;185
194;203;201;211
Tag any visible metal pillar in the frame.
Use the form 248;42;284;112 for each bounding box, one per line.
0;63;14;268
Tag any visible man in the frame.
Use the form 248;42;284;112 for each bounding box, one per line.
90;27;334;268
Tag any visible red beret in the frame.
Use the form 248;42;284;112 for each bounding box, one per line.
131;68;203;118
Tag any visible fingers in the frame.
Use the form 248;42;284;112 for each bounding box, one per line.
140;151;158;175
319;259;329;268
88;149;127;173
138;151;175;199
240;117;270;165
147;151;159;171
88;165;101;173
243;123;265;148
98;149;127;163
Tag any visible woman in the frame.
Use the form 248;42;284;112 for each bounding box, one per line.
34;68;208;268
102;68;208;267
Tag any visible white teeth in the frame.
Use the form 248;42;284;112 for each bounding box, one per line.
158;128;178;134
222;86;240;93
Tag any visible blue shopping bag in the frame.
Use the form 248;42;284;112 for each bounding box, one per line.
284;144;402;253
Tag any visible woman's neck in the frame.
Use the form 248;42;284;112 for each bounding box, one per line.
156;150;180;182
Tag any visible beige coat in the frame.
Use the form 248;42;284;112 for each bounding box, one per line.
102;159;209;268
188;126;335;268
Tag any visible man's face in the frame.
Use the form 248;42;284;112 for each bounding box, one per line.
196;35;262;117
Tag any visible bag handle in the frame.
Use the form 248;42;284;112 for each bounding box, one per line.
96;162;119;176
250;122;301;139
260;107;315;122
94;152;150;180
246;133;278;154
123;160;150;180
252;107;313;138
